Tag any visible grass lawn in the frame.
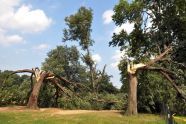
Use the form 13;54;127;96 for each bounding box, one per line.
0;106;166;124
174;116;186;124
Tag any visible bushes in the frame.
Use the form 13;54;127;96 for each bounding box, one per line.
0;72;30;106
58;93;127;110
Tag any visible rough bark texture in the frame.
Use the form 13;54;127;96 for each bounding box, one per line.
27;70;46;109
127;73;138;115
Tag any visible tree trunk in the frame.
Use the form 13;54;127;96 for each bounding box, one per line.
27;70;46;109
90;65;95;92
127;73;138;115
54;86;59;107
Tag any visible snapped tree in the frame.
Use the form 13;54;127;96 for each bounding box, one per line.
110;0;186;115
6;68;82;109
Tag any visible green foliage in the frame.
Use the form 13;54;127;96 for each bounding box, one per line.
96;74;119;94
137;71;176;113
42;45;87;82
58;93;126;110
111;0;186;62
38;83;57;107
41;44;121;109
59;95;92;110
63;6;93;50
112;0;186;115
0;71;30;106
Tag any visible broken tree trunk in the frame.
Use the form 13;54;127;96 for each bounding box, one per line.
126;61;145;115
27;69;47;109
7;67;81;109
125;47;172;115
127;73;138;115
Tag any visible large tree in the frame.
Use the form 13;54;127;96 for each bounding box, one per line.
42;45;87;83
63;6;106;93
110;0;186;115
6;68;81;109
41;45;88;107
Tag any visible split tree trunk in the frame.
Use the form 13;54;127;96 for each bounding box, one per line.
27;70;46;109
126;62;146;115
127;73;138;115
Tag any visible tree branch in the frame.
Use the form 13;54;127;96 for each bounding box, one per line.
50;79;71;97
160;71;186;100
11;69;34;75
3;69;35;85
140;66;186;99
145;46;172;67
142;66;175;76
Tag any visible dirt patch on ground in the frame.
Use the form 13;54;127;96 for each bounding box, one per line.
0;106;120;115
0;106;28;112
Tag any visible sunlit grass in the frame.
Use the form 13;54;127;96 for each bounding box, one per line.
0;107;166;124
174;116;186;124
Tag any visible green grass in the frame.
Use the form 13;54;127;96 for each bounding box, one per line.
174;116;186;124
0;108;165;124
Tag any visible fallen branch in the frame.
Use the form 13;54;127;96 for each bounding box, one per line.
160;71;186;100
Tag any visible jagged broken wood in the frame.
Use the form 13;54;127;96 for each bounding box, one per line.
6;67;83;109
126;46;186;115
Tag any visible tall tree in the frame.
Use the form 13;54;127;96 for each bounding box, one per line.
63;6;97;92
110;0;186;115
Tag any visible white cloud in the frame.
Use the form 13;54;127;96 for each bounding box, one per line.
102;10;114;24
0;0;20;13
33;44;49;51
110;50;127;69
0;0;52;46
113;21;134;34
12;5;52;32
0;5;52;33
92;54;102;64
0;33;23;46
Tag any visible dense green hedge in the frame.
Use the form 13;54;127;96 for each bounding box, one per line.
58;93;127;110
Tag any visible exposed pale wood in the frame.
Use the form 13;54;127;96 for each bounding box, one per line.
6;67;86;109
27;69;47;109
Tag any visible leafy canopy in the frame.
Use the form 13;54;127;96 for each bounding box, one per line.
110;0;186;63
63;7;93;50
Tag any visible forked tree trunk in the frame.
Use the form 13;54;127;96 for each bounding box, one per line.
127;73;138;115
125;47;173;115
27;70;46;109
10;67;81;109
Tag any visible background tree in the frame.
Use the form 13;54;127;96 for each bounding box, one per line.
41;45;122;109
42;45;87;83
110;0;186;115
41;45;88;107
63;6;97;92
0;71;30;106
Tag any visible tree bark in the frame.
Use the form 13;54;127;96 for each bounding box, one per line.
127;73;138;115
89;65;95;92
27;70;46;109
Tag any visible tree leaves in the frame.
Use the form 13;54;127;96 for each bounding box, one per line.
63;7;93;50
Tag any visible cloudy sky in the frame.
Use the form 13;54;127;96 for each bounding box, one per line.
0;0;134;88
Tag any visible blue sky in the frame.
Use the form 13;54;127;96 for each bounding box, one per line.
0;0;133;88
